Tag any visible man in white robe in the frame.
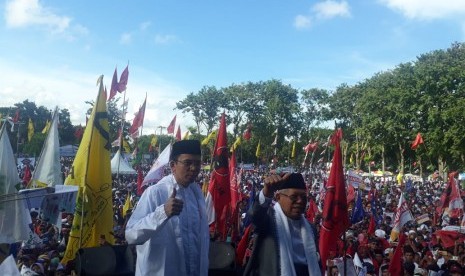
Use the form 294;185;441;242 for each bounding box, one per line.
125;140;209;276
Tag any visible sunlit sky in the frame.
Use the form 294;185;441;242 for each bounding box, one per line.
1;0;465;135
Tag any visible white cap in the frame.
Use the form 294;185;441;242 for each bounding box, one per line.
375;229;386;238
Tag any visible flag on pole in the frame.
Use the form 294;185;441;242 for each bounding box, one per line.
61;76;114;264
129;97;146;137
319;128;350;271
27;118;34;142
229;150;239;211
436;171;463;219
411;132;424;150
255;140;261;158
304;141;318;153
242;124;252;141
28;108;62;188
0;123;31;243
42;120;51;134
122;193;132;218
291;140;296;158
389;192;414;241
201;130;217;145
182;130;190;140
205;113;230;241
167;115;176;134
388;233;407;275
175;125;181;141
142;144;171;186
351;190;365;224
230;136;241;152
108;67;119;101
117;65;129;92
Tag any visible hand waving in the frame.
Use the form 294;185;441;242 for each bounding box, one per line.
164;188;184;217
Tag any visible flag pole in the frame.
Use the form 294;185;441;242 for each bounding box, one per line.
116;84;128;186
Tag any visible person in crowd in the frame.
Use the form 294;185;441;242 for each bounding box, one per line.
125;140;209;276
244;172;321;276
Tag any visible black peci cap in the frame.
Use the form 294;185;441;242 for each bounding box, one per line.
170;140;201;160
278;173;306;190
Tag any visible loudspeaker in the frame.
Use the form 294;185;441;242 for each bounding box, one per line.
76;245;134;276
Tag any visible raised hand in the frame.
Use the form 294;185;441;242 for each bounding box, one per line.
164;188;184;217
262;172;291;198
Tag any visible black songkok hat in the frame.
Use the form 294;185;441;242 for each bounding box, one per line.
278;173;306;190
170;140;201;160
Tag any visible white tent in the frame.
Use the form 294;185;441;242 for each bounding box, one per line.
111;149;136;174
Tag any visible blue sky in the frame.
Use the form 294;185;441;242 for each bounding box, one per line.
1;0;465;135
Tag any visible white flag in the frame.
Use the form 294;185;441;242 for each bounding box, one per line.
0;255;20;276
29;107;62;188
390;192;414;241
142;144;171;186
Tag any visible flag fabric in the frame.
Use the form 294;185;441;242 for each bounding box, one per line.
235;224;252;267
12;109;20;124
388;233;407;275
182;130;190;140
243;124;252;141
175;125;181;141
0;123;31;243
389;192;414;241
255;140;261;158
201;130;217;145
306;198;319;223
62;77;114;264
231;136;241;152
351;191;365;224
129;97;146;137
304;141;319;153
27;118;34;142
291;140;296;158
346;183;355;204
42;120;51;134
167;115;176;134
436;171;463;218
122;193;132;218
229;150;240;211
117;65;129;92
0;255;21;276
319;128;350;271
29;108;62;188
411;132;424;150
205;113;230;241
122;138;131;153
108;67;118;101
142;144;171;186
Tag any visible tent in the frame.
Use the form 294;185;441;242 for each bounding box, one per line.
60;145;79;157
111;149;136;175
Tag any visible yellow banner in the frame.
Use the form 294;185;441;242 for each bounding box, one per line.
62;76;114;264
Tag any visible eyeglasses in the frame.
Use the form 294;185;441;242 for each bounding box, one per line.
279;193;307;202
175;159;202;168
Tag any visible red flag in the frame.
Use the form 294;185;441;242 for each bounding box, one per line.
167;115;176;134
136;167;144;196
206;113;230;241
388;233;406;276
306;198;318;223
367;214;376;235
235;225;252;266
108;68;118;101
432;230;465;248
11;109;20;123
319;128;350;271
22;165;32;186
229;150;240;210
175;125;181;141
436;171;463;217
346;184;355;204
411;132;424;150
304;141;318;153
129;97;146;136
74;125;83;140
117;65;129;92
242;124;252;141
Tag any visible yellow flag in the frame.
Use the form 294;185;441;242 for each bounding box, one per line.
150;135;158;146
255;140;261;158
230;136;241;152
182;131;190;140
62;76;114;264
201;130;217;145
27;118;34;142
123;138;131;153
41;120;50;134
291;140;296;158
122;193;132;218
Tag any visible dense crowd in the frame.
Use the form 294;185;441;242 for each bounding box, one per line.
3;154;465;276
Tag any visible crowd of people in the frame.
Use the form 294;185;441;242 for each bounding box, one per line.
2;139;465;276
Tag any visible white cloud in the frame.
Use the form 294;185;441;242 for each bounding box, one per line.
120;32;132;44
5;0;70;32
313;0;351;19
379;0;465;20
154;34;178;45
294;15;312;29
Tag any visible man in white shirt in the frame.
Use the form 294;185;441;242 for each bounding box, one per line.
125;140;209;276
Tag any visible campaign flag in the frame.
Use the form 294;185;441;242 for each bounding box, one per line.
117;65;129;92
347;170;363;189
61;77;114;264
129;97;146;137
243;124;252;141
229;150;240;211
319;128;350;271
108;67;119;101
167;115;176;134
142;144;171;186
42;120;51;134
411;132;424;150
201;130;217;146
175;125;181;141
0;123;31;243
436;171;463;218
27;118;34;142
304;141;319;153
230;136;241;152
205;113;230;241
255;140;261;158
122;193;132;218
29;108;62;188
389;192;414;241
351;191;365;224
388;233;407;275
